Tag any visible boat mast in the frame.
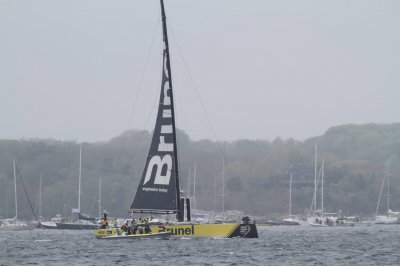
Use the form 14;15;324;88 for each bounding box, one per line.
214;164;217;213
313;143;318;214
321;159;324;217
13;160;17;220
78;144;82;217
289;172;292;217
188;168;191;198
98;176;102;219
160;0;181;219
387;167;390;214
222;156;225;218
39;174;42;221
193;163;197;211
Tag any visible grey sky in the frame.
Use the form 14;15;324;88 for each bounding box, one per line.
1;0;399;142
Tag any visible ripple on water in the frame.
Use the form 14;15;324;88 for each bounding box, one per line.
1;226;400;265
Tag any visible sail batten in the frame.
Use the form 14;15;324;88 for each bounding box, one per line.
130;0;181;215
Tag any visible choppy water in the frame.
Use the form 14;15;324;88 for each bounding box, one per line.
1;224;400;265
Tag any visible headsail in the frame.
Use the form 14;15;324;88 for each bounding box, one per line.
130;0;181;214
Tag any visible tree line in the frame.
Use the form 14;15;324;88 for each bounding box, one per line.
0;123;399;220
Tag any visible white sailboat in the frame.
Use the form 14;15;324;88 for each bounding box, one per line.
307;151;355;227
0;161;36;230
308;158;334;227
375;162;399;224
282;173;301;225
55;145;97;230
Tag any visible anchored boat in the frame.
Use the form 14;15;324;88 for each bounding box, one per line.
94;0;258;239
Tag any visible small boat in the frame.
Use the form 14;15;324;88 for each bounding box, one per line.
40;214;65;229
94;0;258;239
56;217;98;230
0;219;37;231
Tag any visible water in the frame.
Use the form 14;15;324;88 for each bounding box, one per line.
1;225;400;265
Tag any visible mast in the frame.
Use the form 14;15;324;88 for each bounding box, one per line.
160;0;181;219
39;174;42;221
188;168;191;198
222;156;225;217
321;159;324;217
289;172;292;217
193;163;197;211
13;160;17;220
214;163;217;212
78;144;82;215
387;167;390;214
313;143;318;214
98;176;102;219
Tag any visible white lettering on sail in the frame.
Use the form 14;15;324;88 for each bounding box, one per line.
163;87;171;105
158;136;173;152
143;155;172;185
161;125;173;134
163;109;172;118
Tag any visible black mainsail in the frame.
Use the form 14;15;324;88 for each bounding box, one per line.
130;0;181;216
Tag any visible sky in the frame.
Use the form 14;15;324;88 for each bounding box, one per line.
0;0;399;142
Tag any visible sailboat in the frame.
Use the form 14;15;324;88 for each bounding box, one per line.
55;145;97;230
306;152;353;227
307;145;337;227
282;173;301;225
94;0;258;238
375;162;399;224
0;161;37;230
307;158;336;227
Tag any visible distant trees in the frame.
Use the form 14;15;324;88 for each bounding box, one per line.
0;123;399;219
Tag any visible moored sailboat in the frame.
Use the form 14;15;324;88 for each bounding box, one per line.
94;0;258;239
375;161;399;224
282;173;301;225
0;161;37;230
55;145;97;230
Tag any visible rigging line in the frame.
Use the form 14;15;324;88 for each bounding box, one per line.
15;163;38;221
167;22;224;155
128;38;164;217
126;20;161;134
309;161;323;214
104;20;161;206
376;168;386;217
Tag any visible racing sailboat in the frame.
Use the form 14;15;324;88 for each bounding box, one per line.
95;0;258;238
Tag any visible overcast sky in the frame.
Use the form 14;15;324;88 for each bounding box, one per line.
0;0;399;142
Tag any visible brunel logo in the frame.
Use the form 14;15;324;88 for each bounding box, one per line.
143;84;174;187
159;225;195;236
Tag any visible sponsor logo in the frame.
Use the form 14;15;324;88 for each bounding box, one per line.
159;225;195;236
240;225;251;236
141;63;175;190
142;187;168;193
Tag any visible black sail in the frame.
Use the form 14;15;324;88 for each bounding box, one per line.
130;0;181;214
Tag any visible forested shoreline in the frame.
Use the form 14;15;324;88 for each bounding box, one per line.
0;123;399;220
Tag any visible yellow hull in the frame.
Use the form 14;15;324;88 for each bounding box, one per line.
94;223;258;238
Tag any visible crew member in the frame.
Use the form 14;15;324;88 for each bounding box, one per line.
99;212;109;229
